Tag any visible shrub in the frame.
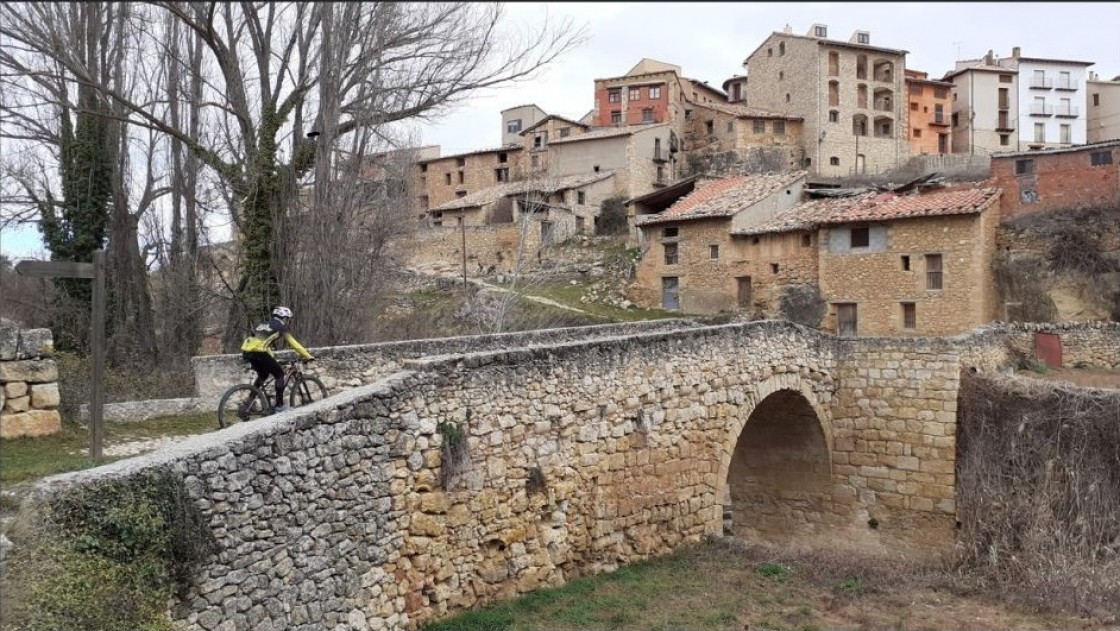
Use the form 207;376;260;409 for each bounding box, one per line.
778;284;826;328
595;196;629;236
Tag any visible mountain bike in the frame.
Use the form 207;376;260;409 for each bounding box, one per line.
216;359;328;428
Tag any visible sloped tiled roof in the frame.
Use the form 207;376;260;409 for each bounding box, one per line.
733;187;1001;236
417;144;522;164
430;171;616;212
550;123;666;145
636;171;806;226
520;115;589;135
696;101;803;121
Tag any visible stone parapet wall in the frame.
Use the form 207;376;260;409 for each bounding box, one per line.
954;321;1120;370
190;319;701;403
0;323;62;438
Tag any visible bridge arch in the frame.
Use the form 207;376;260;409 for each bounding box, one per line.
718;374;835;543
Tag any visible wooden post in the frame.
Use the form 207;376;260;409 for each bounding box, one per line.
460;215;467;286
15;250;106;458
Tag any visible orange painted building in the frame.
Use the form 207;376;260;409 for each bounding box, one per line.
905;69;954;155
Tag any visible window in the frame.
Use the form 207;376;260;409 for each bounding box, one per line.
1093;93;1101;106
901;255;910;271
933;87;948;99
768;48;773;57
663;243;678;265
770;263;779;274
829;80;840;107
507;119;522;134
779;41;786;56
608;88;621;103
533;132;547;148
910;84;922;96
1058;70;1071;89
559;127;570;138
836;303;857;336
706;120;714;134
709;245;719;259
1060;124;1071;144
913;128;922;138
802;234;812;247
772;121;785;135
431;211;442;226
910;101;919;110
850;225;870;248
495;168;509;182
952;112;959;127
999;74;1013;83
830;157;840;166
649;86;661;99
611;110;622;124
1000;134;1010;146
815;25;827;38
419;195;429;210
663;227;678;238
531;154;539;168
455;191;467;198
901;303;916;329
656;165;664;182
444;173;451;185
577;190;586;204
642;108;654;123
456;158;466;167
753;120;766;134
498;152;508;163
457;171;464;184
779;71;784;81
1034;123;1045;143
1015;159;1035;175
1091;151;1114;166
857;32;869;44
925;254;943;290
829;110;839;123
727;121;734;133
785;93;791;102
737;277;752;307
877;119;892;136
420;164;428;173
828;51;839;76
629;87;641;101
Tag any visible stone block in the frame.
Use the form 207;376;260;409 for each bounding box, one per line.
18;328;54;359
0;325;17;360
1;409;62;438
5;396;29;413
4;381;28;398
0;359;58;384
30;383;60;409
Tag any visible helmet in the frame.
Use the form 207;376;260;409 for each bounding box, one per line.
272;306;293;319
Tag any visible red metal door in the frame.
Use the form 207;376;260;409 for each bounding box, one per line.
1035;332;1063;369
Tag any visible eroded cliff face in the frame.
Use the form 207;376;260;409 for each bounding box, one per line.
996;205;1120;323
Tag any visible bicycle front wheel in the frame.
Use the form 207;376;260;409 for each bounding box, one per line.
218;384;272;428
289;375;328;408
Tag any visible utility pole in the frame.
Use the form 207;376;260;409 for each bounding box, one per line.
460;215;467;286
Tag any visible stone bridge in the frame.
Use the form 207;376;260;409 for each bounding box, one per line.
26;319;1120;630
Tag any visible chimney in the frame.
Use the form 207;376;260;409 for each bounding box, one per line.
1012;46;1021;59
984;49;993;65
783;23;792;34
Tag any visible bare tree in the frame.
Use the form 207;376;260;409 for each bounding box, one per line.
2;1;587;352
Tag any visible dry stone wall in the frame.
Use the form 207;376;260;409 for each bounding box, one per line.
0;322;62;438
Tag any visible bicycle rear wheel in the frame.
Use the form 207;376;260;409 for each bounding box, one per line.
218;384;272;428
289;375;328;408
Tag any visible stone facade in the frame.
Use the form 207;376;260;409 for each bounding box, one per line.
414;147;526;212
745;28;909;177
548;125;676;200
20;321;1120;630
989;140;1120;219
520;116;589;174
819;207;1001;336
0;322;62;439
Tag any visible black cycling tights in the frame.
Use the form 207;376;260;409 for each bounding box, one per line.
242;352;285;408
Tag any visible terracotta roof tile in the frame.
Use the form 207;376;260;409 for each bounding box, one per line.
733;187;1001;236
637;171;806;226
430;172;615;212
695;101;803;121
550;123;666;145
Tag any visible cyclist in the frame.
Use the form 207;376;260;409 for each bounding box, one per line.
240;306;315;412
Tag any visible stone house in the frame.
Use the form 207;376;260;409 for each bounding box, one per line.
520;115;590;174
904;69;953;155
1086;72;1120;143
547;123;677;202
685;101;805;173
989;140;1120;219
628;171;807;312
744;24;909;177
413;145;525;212
735;186;1003;336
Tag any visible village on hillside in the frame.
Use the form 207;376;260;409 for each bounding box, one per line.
367;24;1120;337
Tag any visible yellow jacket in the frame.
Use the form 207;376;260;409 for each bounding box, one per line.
241;317;314;360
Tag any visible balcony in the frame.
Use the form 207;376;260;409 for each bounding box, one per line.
652;149;669;163
1029;77;1053;89
1029;104;1053;117
1054;79;1078;91
929;112;950;127
995;116;1015;132
1055;105;1080;118
998;100;1011;111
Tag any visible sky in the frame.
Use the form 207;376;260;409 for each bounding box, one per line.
3;1;1118;260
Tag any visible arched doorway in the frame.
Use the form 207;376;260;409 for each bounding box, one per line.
724;389;832;543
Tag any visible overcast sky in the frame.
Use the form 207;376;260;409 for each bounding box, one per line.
3;1;1118;260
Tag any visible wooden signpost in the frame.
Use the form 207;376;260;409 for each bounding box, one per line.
15;250;106;458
